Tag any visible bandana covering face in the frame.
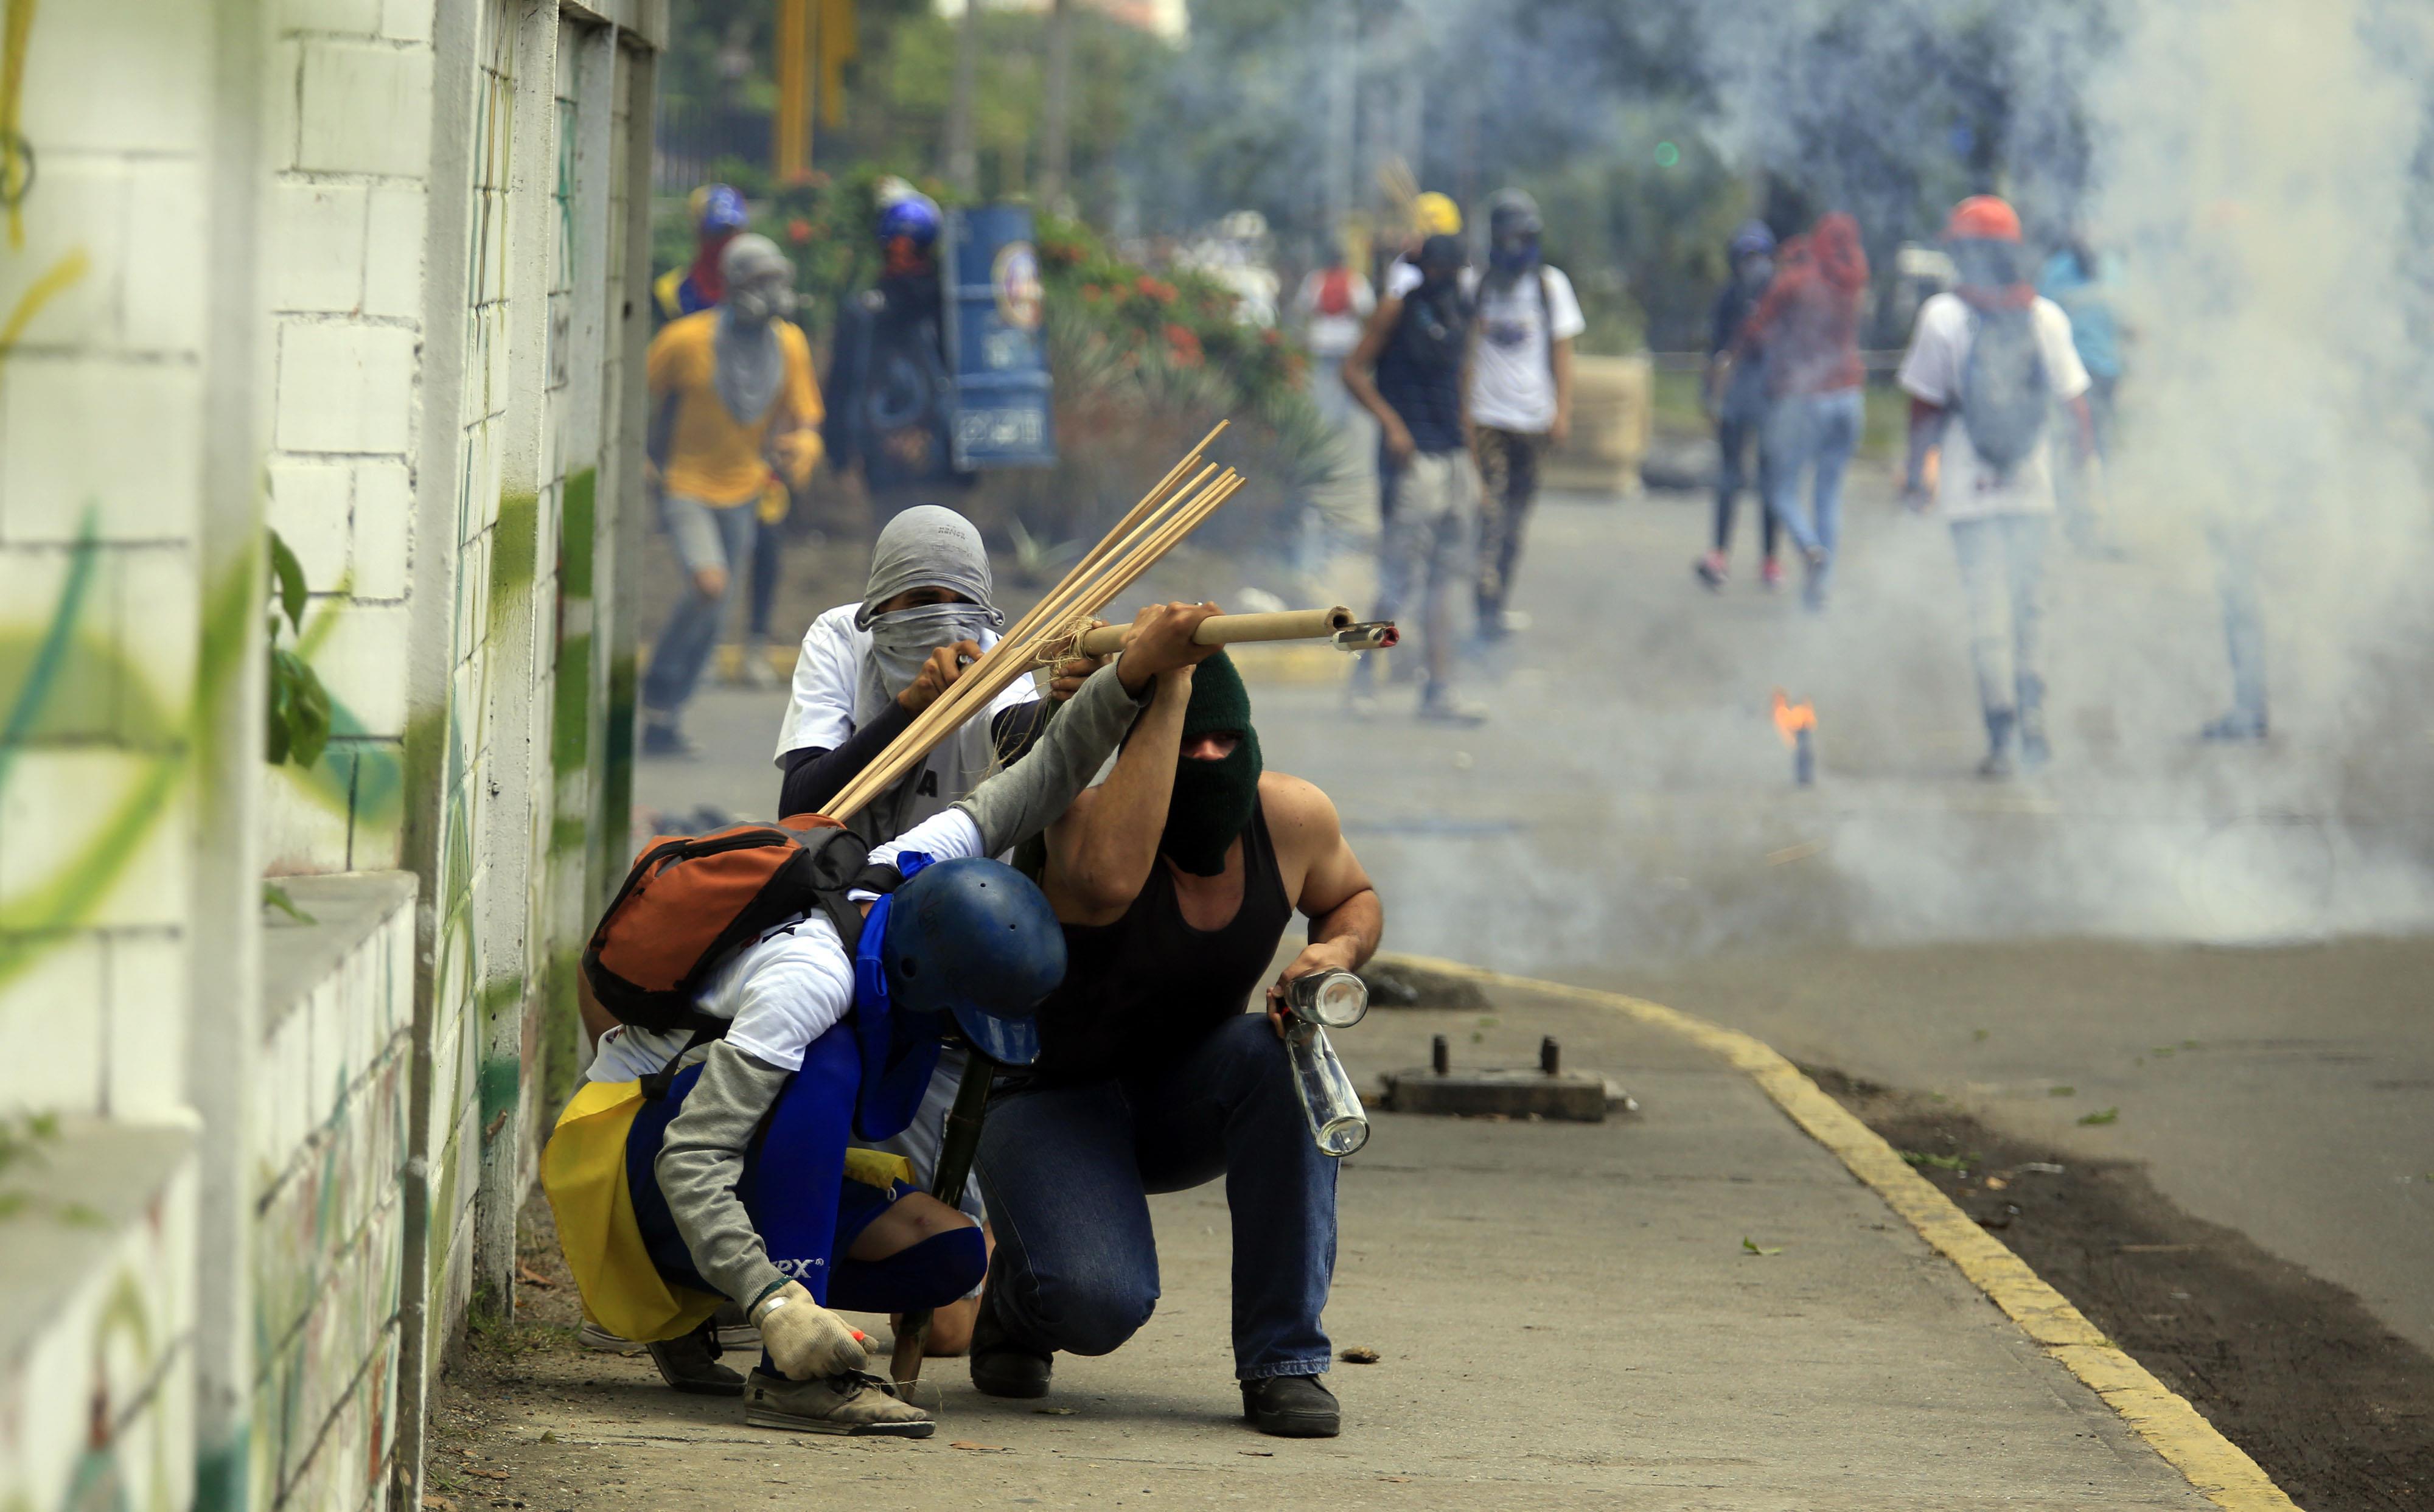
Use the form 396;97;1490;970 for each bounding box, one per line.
854;602;1002;724
851;506;1005;723
1161;652;1263;876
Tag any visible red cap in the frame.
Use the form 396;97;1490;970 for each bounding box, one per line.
1946;195;2021;243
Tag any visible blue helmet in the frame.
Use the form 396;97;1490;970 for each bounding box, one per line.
877;190;942;249
1728;218;1777;261
699;184;750;236
880;855;1062;1062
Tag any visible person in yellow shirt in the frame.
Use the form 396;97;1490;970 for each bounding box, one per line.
643;234;825;756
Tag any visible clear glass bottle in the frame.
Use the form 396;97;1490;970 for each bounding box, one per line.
1283;970;1371;1156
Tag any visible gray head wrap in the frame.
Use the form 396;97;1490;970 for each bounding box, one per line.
852;506;1005;722
714;234;794;423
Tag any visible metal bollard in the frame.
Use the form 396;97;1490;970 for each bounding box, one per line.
1431;1034;1450;1075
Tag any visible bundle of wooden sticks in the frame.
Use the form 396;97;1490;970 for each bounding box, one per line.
821;422;1245;824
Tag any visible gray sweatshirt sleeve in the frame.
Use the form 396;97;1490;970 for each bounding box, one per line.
654;1040;793;1308
952;662;1150;855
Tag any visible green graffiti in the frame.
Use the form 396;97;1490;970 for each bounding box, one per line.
488;490;539;632
594;650;637;907
0;508;100;794
540;947;582;1117
549;633;591;776
560;467;596;598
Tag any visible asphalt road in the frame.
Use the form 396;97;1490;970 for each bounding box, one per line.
637;453;2434;1365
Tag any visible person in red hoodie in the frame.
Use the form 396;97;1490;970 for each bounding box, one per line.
1734;212;1869;610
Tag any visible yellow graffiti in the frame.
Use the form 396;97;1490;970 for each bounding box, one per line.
0;247;88;358
2;0;33;250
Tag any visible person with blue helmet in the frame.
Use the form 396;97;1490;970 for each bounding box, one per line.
655;183;753;322
1697;218;1786;591
825;180;958;498
587;603;1224;1437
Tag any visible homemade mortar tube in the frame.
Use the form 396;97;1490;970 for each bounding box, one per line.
1069;606;1379;657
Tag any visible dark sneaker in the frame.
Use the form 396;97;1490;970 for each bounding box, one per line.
2199;711;2268;743
1241;1374;1341;1438
644;1316;745;1396
968;1292;1052;1399
639;720;699;759
1694;551;1728;590
744;1370;934;1437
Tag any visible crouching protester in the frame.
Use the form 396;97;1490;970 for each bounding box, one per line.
862;650;1383;1437
541;606;1219;1436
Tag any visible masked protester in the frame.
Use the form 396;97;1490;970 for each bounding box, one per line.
767;506;1106;1361
1698;220;1785;591
1344;232;1487;723
824;183;957;498
1732;211;1870;610
858;647;1383;1439
654;183;751;322
640;234;825;756
554;609;1216;1435
1467;189;1583;638
1895;195;2099;777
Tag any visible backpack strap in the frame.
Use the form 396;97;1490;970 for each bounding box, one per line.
639;1028;713;1101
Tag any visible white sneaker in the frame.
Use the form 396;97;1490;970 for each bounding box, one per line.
741;641;781;689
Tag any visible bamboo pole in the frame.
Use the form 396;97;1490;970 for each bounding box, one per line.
821;456;1246;825
1072;606;1353;657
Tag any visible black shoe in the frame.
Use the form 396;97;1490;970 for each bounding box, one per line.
2199;710;2268;743
1241;1374;1340;1438
640;720;699;759
645;1316;745;1396
968;1291;1052;1399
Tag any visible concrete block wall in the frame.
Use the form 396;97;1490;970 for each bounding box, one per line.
0;2;223;1510
251;874;415;1512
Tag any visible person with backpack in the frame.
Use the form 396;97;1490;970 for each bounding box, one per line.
1466;189;1582;639
1732;212;1870;610
767;504;1104;1364
547;604;1223;1438
1897;195;2097;778
1342;232;1486;723
1696;220;1785;591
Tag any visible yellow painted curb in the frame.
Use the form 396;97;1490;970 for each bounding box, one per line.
1383;953;2302;1512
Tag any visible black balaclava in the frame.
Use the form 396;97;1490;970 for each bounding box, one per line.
1160;652;1263;876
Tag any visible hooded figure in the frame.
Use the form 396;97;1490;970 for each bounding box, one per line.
773;505;1040;845
714;234;799;427
1160;652;1263;876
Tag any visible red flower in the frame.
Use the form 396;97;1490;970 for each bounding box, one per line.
1164;323;1203;366
786;217;812;244
1261;327;1282;346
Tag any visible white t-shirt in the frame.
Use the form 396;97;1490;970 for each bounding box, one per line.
773;603;1041;836
1896;292;2091;520
1465;266;1586;434
585;913;854;1082
1383;257;1423;300
1294;268;1376;360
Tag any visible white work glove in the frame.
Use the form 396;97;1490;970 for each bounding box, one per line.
751;1281;867;1381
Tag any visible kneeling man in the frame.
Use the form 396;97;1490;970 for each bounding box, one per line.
874;648;1381;1437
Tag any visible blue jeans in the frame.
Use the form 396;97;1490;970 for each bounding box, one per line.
1712;410;1779;557
642;494;756;719
973;1012;1339;1381
1761;388;1863;605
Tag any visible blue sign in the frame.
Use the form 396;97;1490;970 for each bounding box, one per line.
941;203;1056;470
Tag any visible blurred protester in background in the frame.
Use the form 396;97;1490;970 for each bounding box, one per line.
1292;245;1375;428
1696;220;1784;592
825;181;955;509
1344;233;1485;724
2038;235;2127;556
1735;212;1869;611
654;183;751;322
640;234;824;758
1382;191;1463;301
1898;196;2096;779
1466;189;1582;641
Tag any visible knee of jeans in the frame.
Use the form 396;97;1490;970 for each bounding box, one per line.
1017;1264;1156;1357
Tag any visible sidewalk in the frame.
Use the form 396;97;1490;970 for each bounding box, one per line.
431;970;2239;1510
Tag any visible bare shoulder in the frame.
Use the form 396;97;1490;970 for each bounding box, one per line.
1258;771;1342;853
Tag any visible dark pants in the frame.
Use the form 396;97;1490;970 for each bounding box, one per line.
626;1023;986;1316
1473;426;1544;620
747;511;784;641
974;1013;1338;1381
1712;411;1779;558
2212;523;2268;722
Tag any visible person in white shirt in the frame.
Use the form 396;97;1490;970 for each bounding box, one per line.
1465;189;1583;638
770;504;1103;1359
1897;196;2097;778
1292;247;1375;428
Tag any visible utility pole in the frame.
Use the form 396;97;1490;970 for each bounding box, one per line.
1321;0;1354;246
774;0;811;180
1039;0;1073;214
946;0;981;195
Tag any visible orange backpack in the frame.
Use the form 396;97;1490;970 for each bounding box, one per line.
583;814;871;1036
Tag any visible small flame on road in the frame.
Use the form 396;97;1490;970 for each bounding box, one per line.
1772;689;1817;747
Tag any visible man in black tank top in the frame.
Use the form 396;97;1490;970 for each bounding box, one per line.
966;650;1383;1438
